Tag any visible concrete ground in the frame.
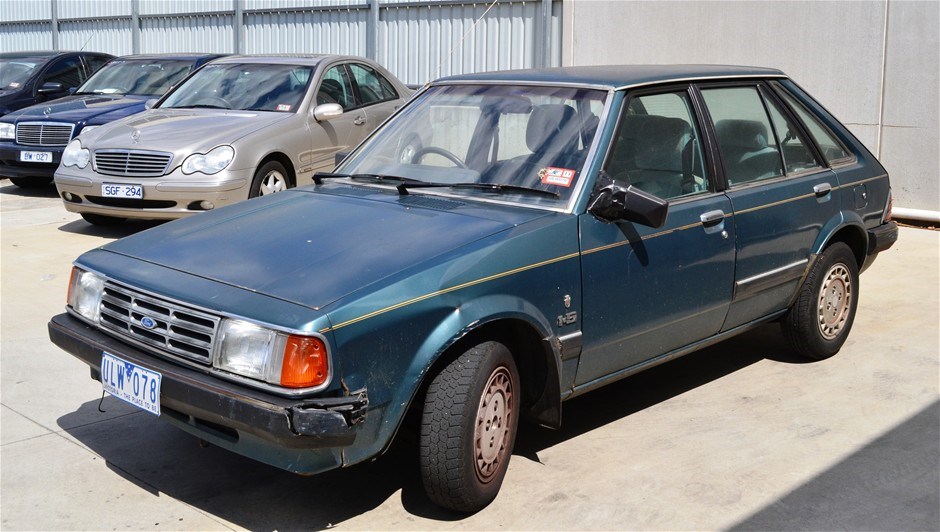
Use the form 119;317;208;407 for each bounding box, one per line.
1;181;937;531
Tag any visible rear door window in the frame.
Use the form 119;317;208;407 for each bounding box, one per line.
776;88;853;164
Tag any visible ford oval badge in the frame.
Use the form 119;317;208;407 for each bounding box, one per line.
140;316;157;330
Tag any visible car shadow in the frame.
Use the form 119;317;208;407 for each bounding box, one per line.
57;218;166;238
0;181;58;198
56;324;804;527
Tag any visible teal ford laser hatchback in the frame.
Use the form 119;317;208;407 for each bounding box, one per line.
49;65;898;512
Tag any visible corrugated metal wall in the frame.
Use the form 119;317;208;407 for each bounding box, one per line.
0;0;561;85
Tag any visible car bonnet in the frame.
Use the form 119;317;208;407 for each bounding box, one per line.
99;188;543;311
5;94;148;123
86;108;292;152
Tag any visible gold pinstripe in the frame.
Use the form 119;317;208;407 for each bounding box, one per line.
319;174;889;333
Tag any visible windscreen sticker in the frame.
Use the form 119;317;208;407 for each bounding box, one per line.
9;82;20;88
539;167;576;187
276;104;292;111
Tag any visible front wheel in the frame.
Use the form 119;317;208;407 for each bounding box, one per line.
249;161;290;198
782;242;859;360
420;341;520;512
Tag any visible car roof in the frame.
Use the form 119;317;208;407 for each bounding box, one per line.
208;54;362;67
435;64;787;90
0;50;85;59
112;53;226;61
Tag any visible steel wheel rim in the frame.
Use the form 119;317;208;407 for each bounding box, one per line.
817;263;852;340
259;170;287;195
474;366;513;483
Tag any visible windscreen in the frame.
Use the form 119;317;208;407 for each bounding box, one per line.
160;63;313;112
0;58;41;90
338;84;608;209
78;59;194;96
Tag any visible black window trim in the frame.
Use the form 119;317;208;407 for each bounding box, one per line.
757;83;829;178
345;62;399;109
599;82;723;203
767;80;857;168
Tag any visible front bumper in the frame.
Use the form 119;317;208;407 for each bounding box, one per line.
49;312;367;474
0;142;62;179
54;165;254;220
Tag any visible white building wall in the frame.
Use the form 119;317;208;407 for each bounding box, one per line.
562;0;939;212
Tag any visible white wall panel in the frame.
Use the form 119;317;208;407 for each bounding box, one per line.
245;0;367;9
141;16;235;53
139;0;233;15
0;23;51;50
57;0;130;20
60;21;133;55
0;1;51;22
244;10;368;55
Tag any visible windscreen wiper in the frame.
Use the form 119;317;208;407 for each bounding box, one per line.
395;181;560;198
312;171;424;185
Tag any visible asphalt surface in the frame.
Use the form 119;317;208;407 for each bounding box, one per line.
1;180;938;530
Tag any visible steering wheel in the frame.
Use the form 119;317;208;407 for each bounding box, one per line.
194;96;232;109
411;146;467;169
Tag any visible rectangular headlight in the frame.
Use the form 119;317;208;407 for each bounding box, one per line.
0;123;13;140
214;318;329;390
67;267;104;323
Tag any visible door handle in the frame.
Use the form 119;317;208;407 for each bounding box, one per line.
813;183;832;196
700;210;725;226
353;116;366;126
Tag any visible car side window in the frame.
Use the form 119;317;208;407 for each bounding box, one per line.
701;86;784;186
348;63;397;105
776;89;853;164
318;65;355;109
763;92;823;175
43;57;85;89
603;91;709;199
84;55;111;77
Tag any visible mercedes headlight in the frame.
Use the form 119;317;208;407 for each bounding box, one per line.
0;123;14;140
67;267;104;323
214;318;329;389
62;139;91;169
181;145;235;175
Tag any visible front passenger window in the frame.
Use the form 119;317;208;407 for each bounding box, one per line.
43;57;84;89
318;66;355;109
604;91;708;199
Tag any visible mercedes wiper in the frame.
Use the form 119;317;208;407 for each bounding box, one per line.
170;104;228;109
395;181;560;198
313;171;424;185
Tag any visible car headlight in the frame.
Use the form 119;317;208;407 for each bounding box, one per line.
79;125;100;136
62;139;90;169
0;123;14;140
181;145;235;175
67;267;104;323
214;318;329;389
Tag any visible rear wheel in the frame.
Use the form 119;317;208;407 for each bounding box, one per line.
249;161;290;198
9;176;52;188
783;242;859;360
420;341;519;512
80;212;126;225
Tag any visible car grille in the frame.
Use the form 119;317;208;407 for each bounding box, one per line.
94;149;173;177
15;122;74;147
98;281;221;364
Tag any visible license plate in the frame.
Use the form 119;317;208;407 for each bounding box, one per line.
19;150;52;163
101;183;143;199
100;352;161;416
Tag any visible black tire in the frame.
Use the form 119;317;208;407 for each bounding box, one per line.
10;176;52;188
783;242;859;360
420;341;520;512
80;212;126;225
249;161;290;198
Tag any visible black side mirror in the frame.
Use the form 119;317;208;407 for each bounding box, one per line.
588;172;669;228
334;151;350;168
37;82;66;95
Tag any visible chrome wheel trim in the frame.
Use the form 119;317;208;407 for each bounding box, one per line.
259;170;288;195
817;263;852;340
474;366;513;483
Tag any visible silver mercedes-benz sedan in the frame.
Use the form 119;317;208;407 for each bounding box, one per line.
53;55;412;224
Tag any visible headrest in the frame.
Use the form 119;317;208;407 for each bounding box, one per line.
526;104;577;153
715;119;769;151
621;114;692;171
